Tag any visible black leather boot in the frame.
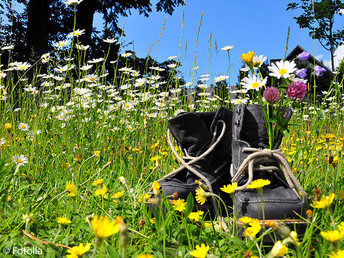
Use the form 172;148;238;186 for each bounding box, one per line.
151;107;233;209
231;104;307;220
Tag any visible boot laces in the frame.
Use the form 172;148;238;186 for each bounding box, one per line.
231;147;307;202
159;120;229;231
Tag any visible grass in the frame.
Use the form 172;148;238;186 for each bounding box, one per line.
1;13;344;258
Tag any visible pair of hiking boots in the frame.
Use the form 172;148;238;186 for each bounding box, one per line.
152;104;307;223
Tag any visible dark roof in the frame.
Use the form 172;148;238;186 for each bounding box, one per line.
271;45;330;71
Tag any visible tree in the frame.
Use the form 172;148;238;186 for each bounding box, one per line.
287;0;344;71
0;0;185;62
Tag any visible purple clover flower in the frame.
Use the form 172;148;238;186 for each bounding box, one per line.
298;51;310;61
286;81;307;101
314;65;327;77
263;87;280;104
295;68;307;79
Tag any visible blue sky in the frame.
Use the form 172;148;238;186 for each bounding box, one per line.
108;0;343;85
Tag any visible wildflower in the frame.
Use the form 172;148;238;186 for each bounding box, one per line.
214;75;229;83
0;138;5;146
57;217;72;225
121;52;132;58
119;176;127;185
113;190;125;199
103;38;117;44
320;230;344;243
93;150;100;158
22;213;34;225
18;122;30;131
242;218;262;238
295;68;307;79
67;29;85;38
329;250;344;258
263;87;280;104
268;60;297;79
188;211;204;222
152;181;160;197
137;254;154;258
298;51;310;60
239;216;253;225
66;181;77;197
289;231;300;247
221;45;234;51
252;54;267;68
91;215;120;239
190;243;209;258
172;198;187;212
15;62;31;71
246;179;271;190
306;209;313;219
150;218;155;224
94;184;108;198
13;154;28;166
240;51;256;67
286;81;307;101
269;240;288;258
92;179;103;186
64;0;83;5
54;40;70;48
311;193;335;209
220;182;237;194
195;187;208;205
66;243;91;258
5;123;11;131
314;65;327;77
241;74;267;91
138;193;151;203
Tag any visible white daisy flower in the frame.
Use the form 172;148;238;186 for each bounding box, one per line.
18;123;30;131
13;154;28;166
268;60;297;79
241;74;267;91
221;45;234;51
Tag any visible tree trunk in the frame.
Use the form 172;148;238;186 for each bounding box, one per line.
26;0;50;62
76;0;97;47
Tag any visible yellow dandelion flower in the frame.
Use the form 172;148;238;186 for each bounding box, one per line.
150;218;155;224
188;211;204;222
113;190;125;199
67;243;91;257
290;231;300;247
320;230;344;243
269;240;288;257
172;198;186;212
5;123;12;131
92;178;103;186
329;250;344;258
242;218;261;238
195;187;208;205
137;254;154;258
91;215;120;239
220;182;237;194
57;217;72;225
190;243;209;258
338;222;344;232
138;193;151;203
66;181;77;197
94;184;108;198
204;222;212;228
239;216;253;225
152;181;160;197
93;150;100;158
311;193;335;209
239;51;256;67
246;179;271;190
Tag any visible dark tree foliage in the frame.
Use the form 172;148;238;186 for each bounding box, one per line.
0;0;184;62
287;0;344;71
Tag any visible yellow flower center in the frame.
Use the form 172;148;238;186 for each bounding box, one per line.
252;82;260;88
279;68;287;75
17;158;23;163
19;66;26;70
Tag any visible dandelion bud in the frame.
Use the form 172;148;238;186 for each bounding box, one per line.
5;123;11;131
268;240;288;258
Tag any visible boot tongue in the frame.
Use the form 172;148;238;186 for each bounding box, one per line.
241;105;269;148
168;112;212;156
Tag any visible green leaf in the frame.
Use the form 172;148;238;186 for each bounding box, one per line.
106;245;119;257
